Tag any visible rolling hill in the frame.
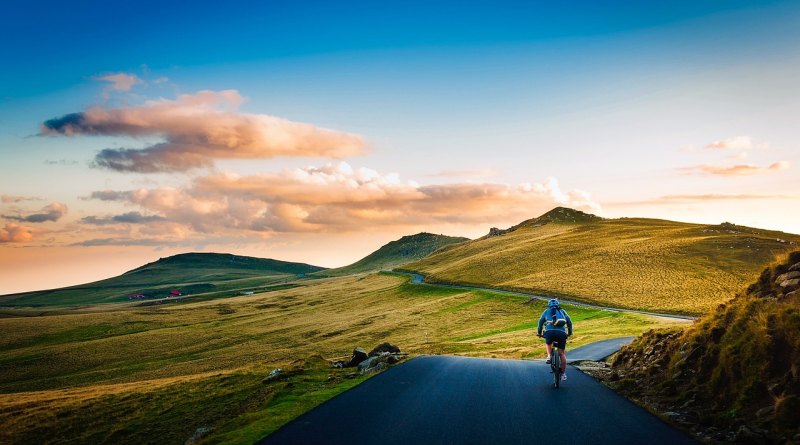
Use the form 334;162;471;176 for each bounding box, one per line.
317;232;469;276
0;253;325;307
402;207;800;315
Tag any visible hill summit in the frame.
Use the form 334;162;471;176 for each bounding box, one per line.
487;206;602;237
320;232;469;276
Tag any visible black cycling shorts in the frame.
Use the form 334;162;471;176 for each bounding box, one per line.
544;330;568;349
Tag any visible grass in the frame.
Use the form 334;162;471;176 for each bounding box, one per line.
0;273;685;444
404;216;800;315
609;251;800;439
316;232;468;276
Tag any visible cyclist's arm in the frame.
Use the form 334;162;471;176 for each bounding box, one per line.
536;312;546;335
565;311;573;336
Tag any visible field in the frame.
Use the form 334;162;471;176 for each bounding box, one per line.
403;217;800;315
0;273;685;444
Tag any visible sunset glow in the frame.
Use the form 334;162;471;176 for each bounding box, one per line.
2;0;799;293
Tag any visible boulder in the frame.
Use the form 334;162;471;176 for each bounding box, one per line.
262;368;282;383
185;426;214;445
358;356;381;372
369;342;401;357
344;347;369;367
779;279;800;290
775;271;800;283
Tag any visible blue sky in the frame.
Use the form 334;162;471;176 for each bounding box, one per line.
1;1;799;292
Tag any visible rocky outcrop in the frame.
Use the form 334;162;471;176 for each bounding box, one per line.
333;343;406;373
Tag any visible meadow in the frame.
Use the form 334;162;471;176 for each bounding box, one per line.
404;218;800;315
0;273;685;444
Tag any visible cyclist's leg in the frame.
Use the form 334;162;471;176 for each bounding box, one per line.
557;332;568;372
543;331;554;360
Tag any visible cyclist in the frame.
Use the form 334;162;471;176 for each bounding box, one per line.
537;298;573;381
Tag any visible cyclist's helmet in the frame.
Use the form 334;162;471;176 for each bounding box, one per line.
547;298;559;308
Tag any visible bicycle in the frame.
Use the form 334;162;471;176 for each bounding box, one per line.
538;334;565;388
549;341;563;388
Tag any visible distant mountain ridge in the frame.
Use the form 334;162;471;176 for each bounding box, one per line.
0;253;325;307
319;232;469;276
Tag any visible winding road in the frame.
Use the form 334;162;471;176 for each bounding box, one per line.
258;353;697;445
256;274;699;444
397;272;697;321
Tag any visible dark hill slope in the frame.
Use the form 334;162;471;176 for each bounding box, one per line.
0;253;325;307
609;251;800;442
405;207;800;314
319;233;469;276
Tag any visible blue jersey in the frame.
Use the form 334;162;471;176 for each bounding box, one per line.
537;307;573;336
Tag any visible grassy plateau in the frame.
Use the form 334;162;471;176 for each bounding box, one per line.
0;272;684;444
404;208;800;315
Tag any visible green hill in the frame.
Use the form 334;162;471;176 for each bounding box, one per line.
403;207;800;315
0;253;326;307
610;251;800;442
318;232;469;276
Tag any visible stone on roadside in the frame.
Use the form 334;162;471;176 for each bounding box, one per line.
368;342;401;357
344;347;369;367
262;368;282;383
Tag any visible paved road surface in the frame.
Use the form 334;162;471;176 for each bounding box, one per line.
258;355;697;445
567;337;635;362
398;272;696;321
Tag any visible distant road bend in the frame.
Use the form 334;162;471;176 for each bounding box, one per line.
258;354;698;445
393;271;697;321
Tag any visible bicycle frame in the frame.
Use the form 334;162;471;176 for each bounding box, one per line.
550;344;563;388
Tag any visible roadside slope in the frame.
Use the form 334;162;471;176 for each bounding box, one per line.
608;251;800;443
404;207;800;315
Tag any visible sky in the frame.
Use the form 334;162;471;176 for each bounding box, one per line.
1;0;799;294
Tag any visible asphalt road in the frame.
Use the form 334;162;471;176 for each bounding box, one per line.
258;355;698;445
566;337;635;362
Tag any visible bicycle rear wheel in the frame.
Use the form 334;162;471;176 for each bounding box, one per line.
552;349;561;388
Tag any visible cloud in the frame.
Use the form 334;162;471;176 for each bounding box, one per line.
41;90;367;173
426;168;497;178
81;212;166;225
87;162;600;234
1;195;44;203
93;73;142;92
706;136;767;150
3;202;68;223
0;223;37;243
679;161;790;176
607;193;793;206
44;159;79;166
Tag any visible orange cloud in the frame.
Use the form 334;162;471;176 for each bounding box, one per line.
0;223;37;243
705;136;767;150
93;72;142;91
3;202;68;223
41;90;367;172
679;161;790;176
87;163;600;237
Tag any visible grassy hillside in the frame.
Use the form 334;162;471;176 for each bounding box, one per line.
0;273;685;444
609;251;800;443
404;207;800;315
0;253;325;307
318;232;469;276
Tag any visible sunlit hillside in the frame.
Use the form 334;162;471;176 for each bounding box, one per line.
318;232;469;276
403;208;800;315
0;273;682;444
